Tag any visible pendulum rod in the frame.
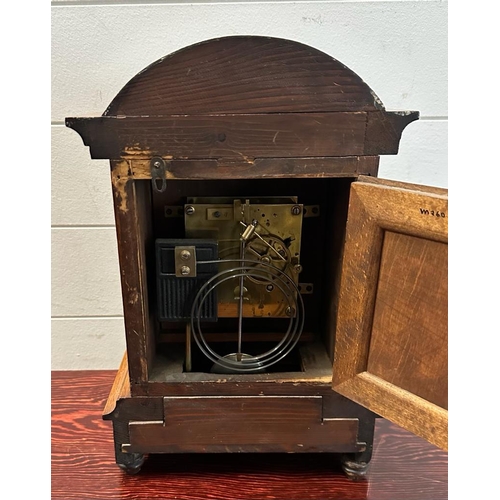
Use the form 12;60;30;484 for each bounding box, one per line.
237;219;258;362
237;238;245;362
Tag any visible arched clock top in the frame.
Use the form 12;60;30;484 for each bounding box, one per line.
103;36;385;116
65;36;418;163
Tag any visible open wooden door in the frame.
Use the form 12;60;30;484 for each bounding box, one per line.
332;176;448;450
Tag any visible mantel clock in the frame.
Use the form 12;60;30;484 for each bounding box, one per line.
66;36;448;479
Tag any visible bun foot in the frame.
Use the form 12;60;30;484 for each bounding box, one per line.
117;453;145;475
341;455;370;481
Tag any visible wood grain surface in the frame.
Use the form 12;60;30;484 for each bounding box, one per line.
66;111;417;161
368;232;448;409
103;36;382;116
110;166;154;387
332;178;448;450
52;370;448;500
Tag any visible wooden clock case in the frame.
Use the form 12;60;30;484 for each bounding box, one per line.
66;36;448;479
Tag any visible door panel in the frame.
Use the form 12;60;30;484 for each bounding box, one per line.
332;176;448;450
368;231;448;409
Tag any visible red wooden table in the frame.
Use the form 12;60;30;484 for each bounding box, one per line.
52;370;448;500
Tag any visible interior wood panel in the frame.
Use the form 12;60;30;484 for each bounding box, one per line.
367;231;448;409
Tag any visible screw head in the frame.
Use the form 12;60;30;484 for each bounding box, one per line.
261;256;271;264
291;205;301;216
153;160;162;169
180;266;191;276
266;284;274;292
180;250;191;260
185;206;195;215
294;264;303;273
285;306;295;316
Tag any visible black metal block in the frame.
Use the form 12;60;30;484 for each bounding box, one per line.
155;239;218;322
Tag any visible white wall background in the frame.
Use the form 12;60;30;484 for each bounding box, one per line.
51;0;448;370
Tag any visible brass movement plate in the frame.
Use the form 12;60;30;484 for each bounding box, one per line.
185;197;303;318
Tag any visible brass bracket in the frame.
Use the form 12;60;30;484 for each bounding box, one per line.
207;207;233;221
298;283;314;294
164;206;184;218
174;246;197;277
303;205;320;218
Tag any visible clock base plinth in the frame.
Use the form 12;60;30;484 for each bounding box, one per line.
103;356;375;479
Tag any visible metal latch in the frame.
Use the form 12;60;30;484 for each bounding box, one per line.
150;156;167;193
174;246;197;277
